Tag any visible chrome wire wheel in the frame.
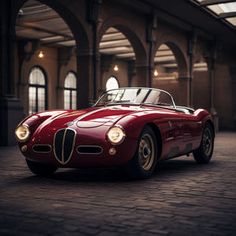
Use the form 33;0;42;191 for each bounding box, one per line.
126;126;158;179
203;127;213;156
138;133;155;171
193;123;214;164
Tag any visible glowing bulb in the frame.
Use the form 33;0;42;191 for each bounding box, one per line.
154;69;158;77
38;51;44;58
113;65;119;71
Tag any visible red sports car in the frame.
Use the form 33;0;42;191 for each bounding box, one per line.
15;87;215;179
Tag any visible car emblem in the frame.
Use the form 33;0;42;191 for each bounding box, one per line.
67;121;74;127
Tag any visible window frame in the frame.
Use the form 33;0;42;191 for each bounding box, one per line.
64;71;77;110
106;76;120;91
28;66;48;115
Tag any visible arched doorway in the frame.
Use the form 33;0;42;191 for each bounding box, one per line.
153;44;178;80
14;0;89;114
153;43;188;105
99;27;136;91
98;19;148;90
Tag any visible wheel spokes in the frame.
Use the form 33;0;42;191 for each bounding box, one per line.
138;134;155;171
203;128;212;156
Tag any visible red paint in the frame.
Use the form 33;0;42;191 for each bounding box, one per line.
17;103;214;168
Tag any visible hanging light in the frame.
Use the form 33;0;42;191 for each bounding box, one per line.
154;69;158;77
113;65;119;71
38;51;44;58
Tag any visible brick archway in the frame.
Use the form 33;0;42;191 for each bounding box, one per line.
13;0;90;51
98;16;148;87
154;41;188;79
13;0;91;109
153;41;188;106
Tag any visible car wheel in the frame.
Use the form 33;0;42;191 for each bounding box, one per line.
26;160;58;176
126;126;157;179
193;123;214;164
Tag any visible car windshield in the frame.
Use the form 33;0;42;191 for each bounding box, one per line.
95;88;176;108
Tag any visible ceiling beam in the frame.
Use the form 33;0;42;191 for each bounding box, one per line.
154;55;176;61
115;51;135;55
154;60;177;65
200;0;234;6
101;35;126;42
116;53;135;57
42;38;75;46
219;11;236;18
99;44;133;50
99;47;134;54
16;22;73;40
17;14;59;23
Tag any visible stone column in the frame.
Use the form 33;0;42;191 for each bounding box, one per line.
146;11;157;87
230;65;236;130
205;41;218;131
187;32;197;107
99;54;114;91
178;77;189;106
87;0;102;102
135;63;149;87
77;50;93;108
128;60;136;87
0;0;24;146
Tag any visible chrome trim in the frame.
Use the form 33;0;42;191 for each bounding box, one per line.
76;145;103;155
94;87;176;108
53;128;76;165
32;144;52;153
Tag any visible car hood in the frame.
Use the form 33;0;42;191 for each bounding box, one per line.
45;105;148;129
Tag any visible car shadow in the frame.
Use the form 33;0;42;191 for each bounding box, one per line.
18;156;218;185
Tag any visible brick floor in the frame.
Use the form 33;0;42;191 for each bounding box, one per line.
0;132;236;236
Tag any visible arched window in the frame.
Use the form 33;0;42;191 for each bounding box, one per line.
64;72;77;109
28;67;47;115
106;76;119;91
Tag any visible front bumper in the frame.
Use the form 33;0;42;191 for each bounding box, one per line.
19;126;138;168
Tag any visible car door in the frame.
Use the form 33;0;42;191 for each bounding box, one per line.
181;113;202;153
159;114;184;159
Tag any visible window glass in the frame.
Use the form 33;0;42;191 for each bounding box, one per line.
38;88;45;111
65;72;76;88
29;67;45;85
29;87;36;115
106;76;119;91
28;67;46;115
71;91;77;110
64;72;77;109
64;90;70;109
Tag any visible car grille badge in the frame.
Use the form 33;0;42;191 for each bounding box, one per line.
66;121;74;127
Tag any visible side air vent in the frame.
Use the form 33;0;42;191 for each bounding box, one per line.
33;144;51;153
77;145;103;154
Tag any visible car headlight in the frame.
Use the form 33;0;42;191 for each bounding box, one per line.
15;125;30;142
107;126;126;145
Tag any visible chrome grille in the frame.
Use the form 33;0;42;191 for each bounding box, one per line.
53;128;76;165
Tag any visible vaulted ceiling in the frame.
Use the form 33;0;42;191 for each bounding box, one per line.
15;0;236;64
